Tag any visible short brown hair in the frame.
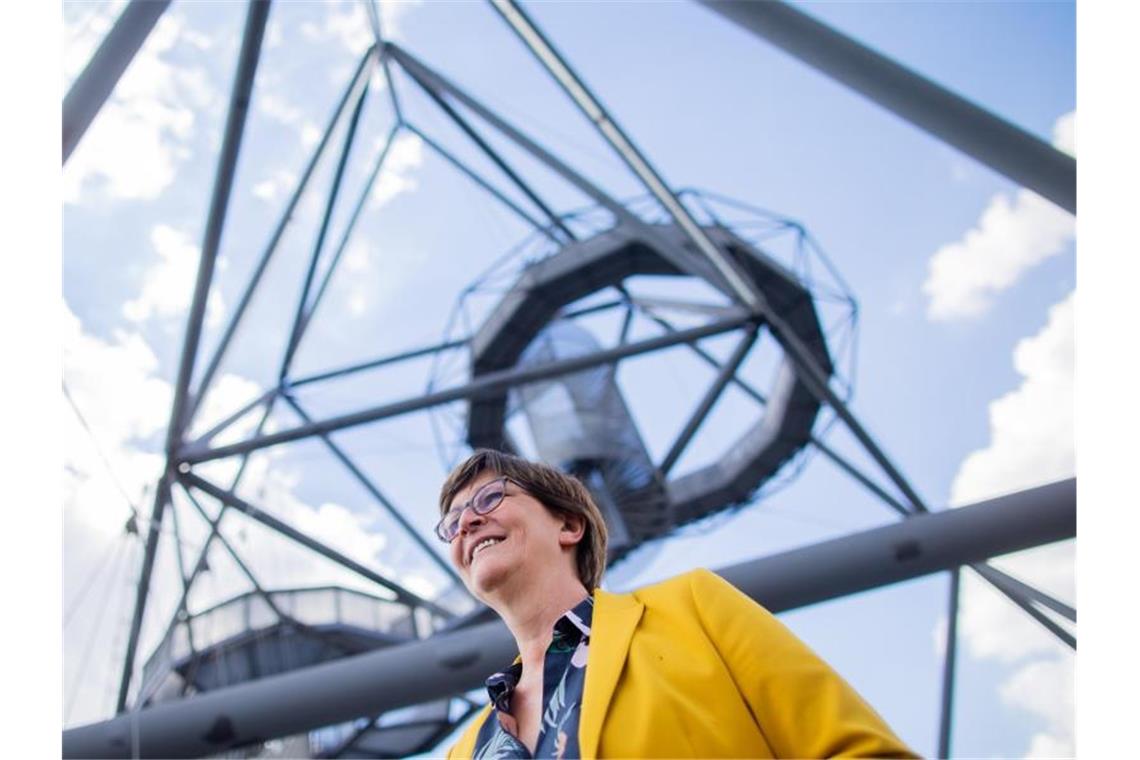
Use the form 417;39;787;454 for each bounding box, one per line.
439;449;608;589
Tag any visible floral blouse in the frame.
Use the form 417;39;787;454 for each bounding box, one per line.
473;596;593;759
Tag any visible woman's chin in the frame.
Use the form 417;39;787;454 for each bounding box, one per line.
468;555;512;597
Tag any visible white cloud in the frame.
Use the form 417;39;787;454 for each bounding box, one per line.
301;123;323;149
190;373;266;445
258;91;306;129
956;543;1074;664
301;2;373;55
1000;657;1075;757
922;111;1075;321
344;239;371;273
63;0;128;88
1052;112;1075;157
63;301;172;724
123;224;226;329
257;89;322;150
64;304;173;455
950;292;1074;505
938;290;1075;757
62;296;426;720
64;11;218;204
370;131;423;208
301;0;420;52
252;168;299;203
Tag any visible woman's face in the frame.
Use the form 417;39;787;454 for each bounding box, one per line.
445;472;577;601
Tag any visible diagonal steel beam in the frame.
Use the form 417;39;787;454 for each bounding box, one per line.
295;123;401;344
490;0;763;310
634;305;913;517
186;45;377;428
64;478;1075;758
180;471;451;618
384;43;718;285
189;388;276;450
62;0;171;163
405;122;561;244
144;397;280;689
363;0;404;123
696;0;1075;214
972;562;1075;622
970;563;1075;648
279;79;373;380
179;486;288;619
660;323;760;474
490;0;933;519
280;393;463;587
116;3;272;714
179;311;756;463
163;496;198;658
397;54;576;242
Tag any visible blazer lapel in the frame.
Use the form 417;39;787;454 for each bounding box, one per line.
579;587;644;760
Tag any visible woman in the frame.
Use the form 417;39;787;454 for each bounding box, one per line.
437;449;917;759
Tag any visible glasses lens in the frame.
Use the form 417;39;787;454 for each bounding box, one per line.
473;481;505;515
439;511;461;542
437;479;509;542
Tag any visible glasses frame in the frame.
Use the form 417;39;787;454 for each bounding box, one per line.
436;476;516;542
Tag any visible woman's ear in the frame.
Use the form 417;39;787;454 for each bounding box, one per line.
559;513;586;547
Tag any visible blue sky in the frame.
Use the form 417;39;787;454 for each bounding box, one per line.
61;1;1076;756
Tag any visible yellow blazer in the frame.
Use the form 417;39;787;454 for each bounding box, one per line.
447;568;916;758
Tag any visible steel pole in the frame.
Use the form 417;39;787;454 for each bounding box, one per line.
115;2;271;714
178;310;755;463
62;0;171;163
488;0;931;519
490;0;761;308
65;478;1074;758
937;569;960;759
696;0;1075;213
185;46;377;426
180;472;451;618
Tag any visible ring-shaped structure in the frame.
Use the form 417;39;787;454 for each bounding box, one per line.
467;222;833;540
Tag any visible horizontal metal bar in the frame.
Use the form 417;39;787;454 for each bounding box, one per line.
63;477;1075;758
180;311;755;463
633;295;744;319
180;472;450;618
289;339;468;389
558;298;626;321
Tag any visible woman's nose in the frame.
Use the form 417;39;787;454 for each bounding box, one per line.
457;504;485;535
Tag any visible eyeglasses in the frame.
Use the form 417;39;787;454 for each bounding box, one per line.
436;476;514;543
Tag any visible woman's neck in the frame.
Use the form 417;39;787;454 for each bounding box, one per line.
491;574;590;672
